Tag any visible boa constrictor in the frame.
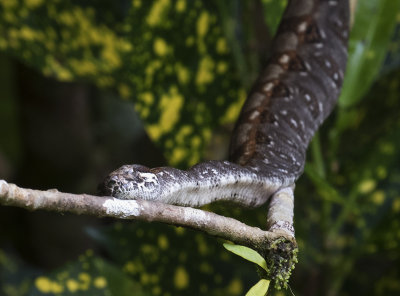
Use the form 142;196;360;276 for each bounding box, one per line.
99;0;349;236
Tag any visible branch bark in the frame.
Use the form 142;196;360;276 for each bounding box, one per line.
0;179;286;244
0;179;297;288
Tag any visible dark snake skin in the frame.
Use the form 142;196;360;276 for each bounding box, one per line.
99;0;349;209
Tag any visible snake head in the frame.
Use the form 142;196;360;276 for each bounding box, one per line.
98;164;160;200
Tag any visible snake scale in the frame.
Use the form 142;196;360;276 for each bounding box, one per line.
100;0;349;227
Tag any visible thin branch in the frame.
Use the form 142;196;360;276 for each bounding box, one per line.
0;179;298;288
0;179;292;246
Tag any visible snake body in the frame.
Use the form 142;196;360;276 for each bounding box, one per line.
100;0;349;209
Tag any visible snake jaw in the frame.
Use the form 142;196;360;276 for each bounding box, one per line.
99;164;161;200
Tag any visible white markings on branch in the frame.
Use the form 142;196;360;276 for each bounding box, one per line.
103;198;142;218
0;179;294;250
183;207;210;227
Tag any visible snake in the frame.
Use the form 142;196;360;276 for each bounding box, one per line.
99;0;349;233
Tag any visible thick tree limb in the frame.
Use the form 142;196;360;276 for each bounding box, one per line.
0;179;297;287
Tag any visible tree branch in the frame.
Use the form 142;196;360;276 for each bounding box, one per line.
0;179;297;288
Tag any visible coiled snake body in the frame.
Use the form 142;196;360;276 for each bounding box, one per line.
100;0;349;236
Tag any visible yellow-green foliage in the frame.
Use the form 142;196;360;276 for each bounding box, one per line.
29;250;149;295
298;67;400;295
1;1;400;295
90;222;254;296
0;0;244;168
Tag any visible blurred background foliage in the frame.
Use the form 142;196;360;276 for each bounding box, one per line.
0;0;399;295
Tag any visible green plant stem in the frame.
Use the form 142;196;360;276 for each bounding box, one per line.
327;258;354;296
304;165;346;205
216;1;250;88
327;189;359;243
311;132;326;178
310;133;331;235
327;226;373;295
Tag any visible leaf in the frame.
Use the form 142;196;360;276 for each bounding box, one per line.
223;243;268;272
339;0;400;108
29;254;149;296
0;248;36;296
0;1;246;168
261;0;287;36
304;164;346;205
89;223;259;296
245;279;270;296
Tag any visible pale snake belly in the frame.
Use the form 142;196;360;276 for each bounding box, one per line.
99;0;349;234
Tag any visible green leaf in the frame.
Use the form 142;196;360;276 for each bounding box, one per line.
261;0;287;36
30;254;149;296
245;279;270;296
223;243;268;272
89;223;259;296
304;164;346;205
0;248;35;296
339;0;400;108
0;1;246;168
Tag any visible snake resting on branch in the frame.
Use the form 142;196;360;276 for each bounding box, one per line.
99;0;349;238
